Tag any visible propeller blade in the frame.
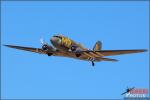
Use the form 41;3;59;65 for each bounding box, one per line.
40;38;45;45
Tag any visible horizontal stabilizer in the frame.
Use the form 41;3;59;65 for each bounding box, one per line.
101;58;118;62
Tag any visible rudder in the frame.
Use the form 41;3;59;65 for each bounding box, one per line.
93;41;102;51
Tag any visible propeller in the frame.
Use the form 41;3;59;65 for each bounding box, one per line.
40;38;45;45
40;38;49;51
40;38;55;56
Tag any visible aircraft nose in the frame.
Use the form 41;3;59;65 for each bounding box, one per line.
50;37;56;42
50;37;61;45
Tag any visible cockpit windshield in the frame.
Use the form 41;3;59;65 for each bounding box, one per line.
53;35;62;39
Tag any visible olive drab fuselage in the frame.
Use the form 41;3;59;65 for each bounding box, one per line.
61;36;73;48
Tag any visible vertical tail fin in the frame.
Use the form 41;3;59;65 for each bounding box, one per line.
93;41;102;51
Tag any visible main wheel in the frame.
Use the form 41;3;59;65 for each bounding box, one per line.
92;61;95;66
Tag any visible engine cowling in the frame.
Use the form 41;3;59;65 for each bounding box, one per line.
70;45;82;57
42;44;55;56
71;45;77;51
42;44;49;51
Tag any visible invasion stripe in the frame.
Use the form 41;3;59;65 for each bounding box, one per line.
87;57;95;61
89;52;100;58
87;57;90;60
95;52;104;57
83;52;94;58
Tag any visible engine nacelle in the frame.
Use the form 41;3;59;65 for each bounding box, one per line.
70;45;82;57
42;44;55;52
70;45;77;51
70;45;82;52
42;44;49;50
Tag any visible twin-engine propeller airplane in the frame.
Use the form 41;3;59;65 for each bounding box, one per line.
4;34;147;66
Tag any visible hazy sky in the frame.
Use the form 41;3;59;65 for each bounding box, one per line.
1;1;149;99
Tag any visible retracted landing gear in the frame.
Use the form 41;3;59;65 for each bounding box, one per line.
75;53;81;57
48;53;53;56
92;61;95;66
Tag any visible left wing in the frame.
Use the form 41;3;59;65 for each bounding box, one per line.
4;45;47;54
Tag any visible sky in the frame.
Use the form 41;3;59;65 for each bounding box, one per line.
1;1;149;99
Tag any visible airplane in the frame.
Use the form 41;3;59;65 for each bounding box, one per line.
121;87;135;95
4;34;147;66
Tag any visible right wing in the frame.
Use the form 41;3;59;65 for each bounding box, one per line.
80;49;147;57
4;45;47;54
97;49;147;56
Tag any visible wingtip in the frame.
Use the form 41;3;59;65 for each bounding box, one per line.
130;49;148;52
3;44;12;47
3;44;9;47
3;44;18;48
139;49;148;53
114;59;119;62
143;49;148;52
